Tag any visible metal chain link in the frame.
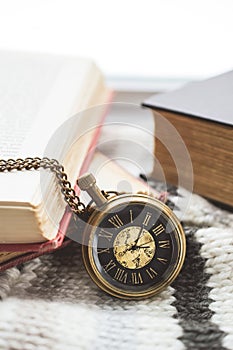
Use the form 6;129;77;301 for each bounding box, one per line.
0;157;86;214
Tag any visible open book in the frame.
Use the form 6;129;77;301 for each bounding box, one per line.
0;50;110;245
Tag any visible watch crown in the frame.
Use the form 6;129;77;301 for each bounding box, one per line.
77;173;107;207
78;172;96;190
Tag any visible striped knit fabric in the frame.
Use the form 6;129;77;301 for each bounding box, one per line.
0;191;232;350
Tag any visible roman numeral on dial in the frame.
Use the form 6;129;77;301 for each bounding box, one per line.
157;257;168;265
99;229;113;242
114;268;128;283
152;224;165;236
129;209;133;223
108;215;124;228
131;272;143;284
143;212;152;226
158;240;170;249
97;247;110;254
146;267;158;279
103;259;116;272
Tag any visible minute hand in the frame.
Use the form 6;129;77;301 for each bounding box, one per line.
134;226;144;246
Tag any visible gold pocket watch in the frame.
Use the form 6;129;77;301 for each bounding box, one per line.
0;157;186;300
78;173;186;300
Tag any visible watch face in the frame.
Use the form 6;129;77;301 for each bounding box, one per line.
82;194;186;299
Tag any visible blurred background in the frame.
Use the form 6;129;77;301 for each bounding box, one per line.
0;0;232;93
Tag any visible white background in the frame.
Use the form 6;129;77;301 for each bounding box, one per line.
0;0;232;86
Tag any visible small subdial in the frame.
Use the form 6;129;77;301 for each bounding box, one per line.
113;226;156;269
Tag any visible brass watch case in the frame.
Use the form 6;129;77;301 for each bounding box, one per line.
82;194;186;300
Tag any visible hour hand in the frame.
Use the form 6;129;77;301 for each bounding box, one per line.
136;240;153;249
137;245;150;249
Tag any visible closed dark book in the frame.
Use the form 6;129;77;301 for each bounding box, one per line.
143;71;233;206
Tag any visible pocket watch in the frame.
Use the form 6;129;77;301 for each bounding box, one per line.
0;157;186;300
78;173;186;300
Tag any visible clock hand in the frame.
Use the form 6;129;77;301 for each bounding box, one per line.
117;242;135;255
132;254;141;268
137;245;150;249
124;243;150;252
133;226;144;246
136;240;153;248
116;238;152;257
118;240;147;256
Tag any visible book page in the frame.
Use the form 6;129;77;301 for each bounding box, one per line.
0;51;99;204
0;51;64;158
0;251;27;264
